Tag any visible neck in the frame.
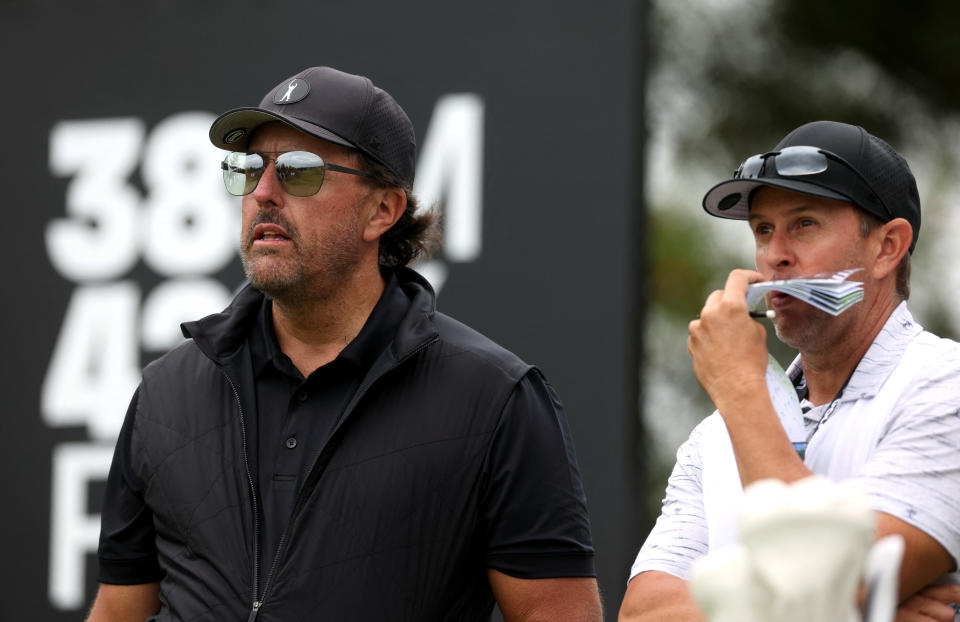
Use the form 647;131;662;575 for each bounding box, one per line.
270;262;386;376
800;290;901;405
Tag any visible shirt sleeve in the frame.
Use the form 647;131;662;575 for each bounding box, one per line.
481;369;596;578
854;367;960;568
629;420;709;581
97;386;165;585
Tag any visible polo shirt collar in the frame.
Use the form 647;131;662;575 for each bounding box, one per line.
250;270;408;379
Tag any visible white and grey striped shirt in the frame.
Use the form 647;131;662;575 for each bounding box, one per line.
631;302;960;585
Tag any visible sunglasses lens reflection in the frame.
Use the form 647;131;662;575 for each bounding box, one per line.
738;155;765;179
774;146;828;176
221;151;328;197
275;151;326;197
222;153;265;196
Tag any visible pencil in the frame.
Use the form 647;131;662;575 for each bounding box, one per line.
695;309;776;320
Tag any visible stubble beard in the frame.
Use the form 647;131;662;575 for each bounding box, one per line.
769;249;868;354
772;304;851;355
241;210;364;305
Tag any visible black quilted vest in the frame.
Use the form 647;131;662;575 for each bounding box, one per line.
132;268;531;621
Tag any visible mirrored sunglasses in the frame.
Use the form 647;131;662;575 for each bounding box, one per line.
737;145;839;178
221;150;372;197
731;145;891;218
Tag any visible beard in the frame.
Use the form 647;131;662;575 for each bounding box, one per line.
771;297;857;355
240;208;364;304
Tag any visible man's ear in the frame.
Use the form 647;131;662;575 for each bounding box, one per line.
871;217;912;279
363;187;407;243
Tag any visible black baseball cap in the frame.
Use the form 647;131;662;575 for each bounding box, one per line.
702;121;921;252
209;66;416;187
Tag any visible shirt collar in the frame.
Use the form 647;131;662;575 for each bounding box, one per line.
249;296;275;378
337;270;407;369
786;301;922;403
249;270;409;378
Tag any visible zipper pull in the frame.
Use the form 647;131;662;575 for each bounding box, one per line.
247;600;262;622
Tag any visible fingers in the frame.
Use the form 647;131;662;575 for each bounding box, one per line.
917;583;960;604
689;270;770;389
895;590;960;622
723;268;765;295
697;270;766;320
695;290;724;320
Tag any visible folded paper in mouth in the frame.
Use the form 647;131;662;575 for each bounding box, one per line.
746;268;864;316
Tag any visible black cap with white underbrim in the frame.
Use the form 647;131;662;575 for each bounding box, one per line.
209;66;416;187
702;121;921;252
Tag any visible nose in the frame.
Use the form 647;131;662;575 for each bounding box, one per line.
250;161;284;206
758;228;794;273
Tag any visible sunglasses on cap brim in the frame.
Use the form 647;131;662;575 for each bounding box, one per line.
720;145;892;219
221;150;372;197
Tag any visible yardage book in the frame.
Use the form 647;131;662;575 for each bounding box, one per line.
746;268;864;316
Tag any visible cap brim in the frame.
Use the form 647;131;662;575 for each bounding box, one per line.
208;107;357;152
702;178;851;220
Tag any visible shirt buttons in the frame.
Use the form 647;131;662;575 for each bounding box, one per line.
296;391;308;402
285;437;298;449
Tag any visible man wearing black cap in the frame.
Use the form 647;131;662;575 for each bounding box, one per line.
620;121;960;621
87;66;601;622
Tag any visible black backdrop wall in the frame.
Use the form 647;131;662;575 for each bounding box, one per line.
0;1;644;618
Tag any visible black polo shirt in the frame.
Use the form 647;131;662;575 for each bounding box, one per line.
247;273;408;582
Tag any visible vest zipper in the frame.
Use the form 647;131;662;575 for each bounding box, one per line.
256;530;288;619
221;371;263;619
234;333;442;619
247;600;262;622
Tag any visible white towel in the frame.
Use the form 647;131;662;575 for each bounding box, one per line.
701;355;806;550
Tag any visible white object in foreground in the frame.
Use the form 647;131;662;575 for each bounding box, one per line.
691;476;904;622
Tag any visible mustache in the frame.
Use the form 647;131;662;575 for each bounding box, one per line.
244;210;299;246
